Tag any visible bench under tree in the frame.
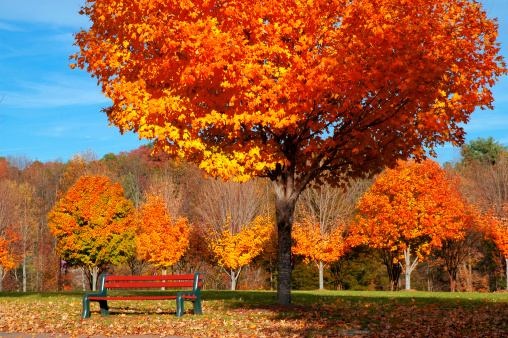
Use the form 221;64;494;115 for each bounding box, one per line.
82;272;203;318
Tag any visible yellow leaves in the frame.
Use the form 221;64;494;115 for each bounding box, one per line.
210;215;273;271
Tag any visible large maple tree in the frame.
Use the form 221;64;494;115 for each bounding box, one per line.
73;0;505;304
48;175;136;290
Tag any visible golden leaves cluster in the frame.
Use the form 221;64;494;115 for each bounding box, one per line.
210;214;272;271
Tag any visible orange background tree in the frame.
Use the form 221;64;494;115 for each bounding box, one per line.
350;160;471;290
48;175;136;290
136;193;190;271
73;0;505;304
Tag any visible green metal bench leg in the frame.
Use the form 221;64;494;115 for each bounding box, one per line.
193;300;202;315
176;294;184;317
99;300;109;316
82;295;91;319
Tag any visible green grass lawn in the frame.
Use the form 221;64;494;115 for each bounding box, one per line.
1;290;507;337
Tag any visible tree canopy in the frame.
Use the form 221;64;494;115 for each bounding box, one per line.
461;136;508;165
73;0;505;304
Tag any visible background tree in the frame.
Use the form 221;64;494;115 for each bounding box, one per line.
292;179;368;289
73;0;505;304
48;175;136;291
209;214;272;290
136;194;190;274
461;137;508;165
350;160;467;290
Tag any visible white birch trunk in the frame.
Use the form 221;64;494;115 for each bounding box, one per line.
82;267;86;291
229;267;242;290
162;268;167;290
505;257;508;291
0;265;4;292
89;266;99;291
403;246;419;291
318;261;325;290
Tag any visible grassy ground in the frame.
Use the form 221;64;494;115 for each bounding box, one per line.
1;289;508;337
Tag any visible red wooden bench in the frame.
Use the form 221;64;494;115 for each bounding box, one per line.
81;272;203;318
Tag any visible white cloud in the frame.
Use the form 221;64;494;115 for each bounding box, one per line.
1;73;110;109
0;21;23;31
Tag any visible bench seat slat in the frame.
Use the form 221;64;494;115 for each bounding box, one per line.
105;275;198;281
88;295;198;300
89;296;177;300
104;281;199;288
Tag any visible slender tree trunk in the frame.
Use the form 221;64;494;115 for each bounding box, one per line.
403;246;419;291
505;257;508;291
22;253;26;292
0;266;4;292
162;268;167;290
89;266;99;291
318;261;324;290
231;271;237;290
82;267;86;291
449;271;456;292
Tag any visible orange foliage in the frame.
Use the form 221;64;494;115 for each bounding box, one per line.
136;194;190;268
350;160;471;262
292;216;348;265
72;0;505;183
0;227;21;275
48;175;136;267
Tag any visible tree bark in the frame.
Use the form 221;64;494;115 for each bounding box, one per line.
0;266;4;292
274;179;298;305
89;266;99;291
403;246;419;291
318;261;324;290
505;257;508;291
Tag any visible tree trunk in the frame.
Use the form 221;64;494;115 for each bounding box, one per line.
0;266;4;292
318;261;324;290
449;271;456;292
274;181;297;305
231;271;237;290
162;268;167;290
82;267;86;291
505;257;508;291
89;266;99;291
403;246;419;291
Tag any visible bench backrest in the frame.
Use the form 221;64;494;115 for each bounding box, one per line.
98;273;203;292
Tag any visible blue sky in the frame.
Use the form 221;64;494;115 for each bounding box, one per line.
0;0;507;164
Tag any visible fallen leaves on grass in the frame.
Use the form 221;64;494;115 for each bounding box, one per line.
0;293;508;337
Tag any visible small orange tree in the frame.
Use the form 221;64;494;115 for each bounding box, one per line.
210;215;272;290
292;217;347;290
48;175;136;290
136;194;190;272
0;227;21;292
350;160;469;290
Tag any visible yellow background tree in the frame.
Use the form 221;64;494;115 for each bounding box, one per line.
210;215;272;290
